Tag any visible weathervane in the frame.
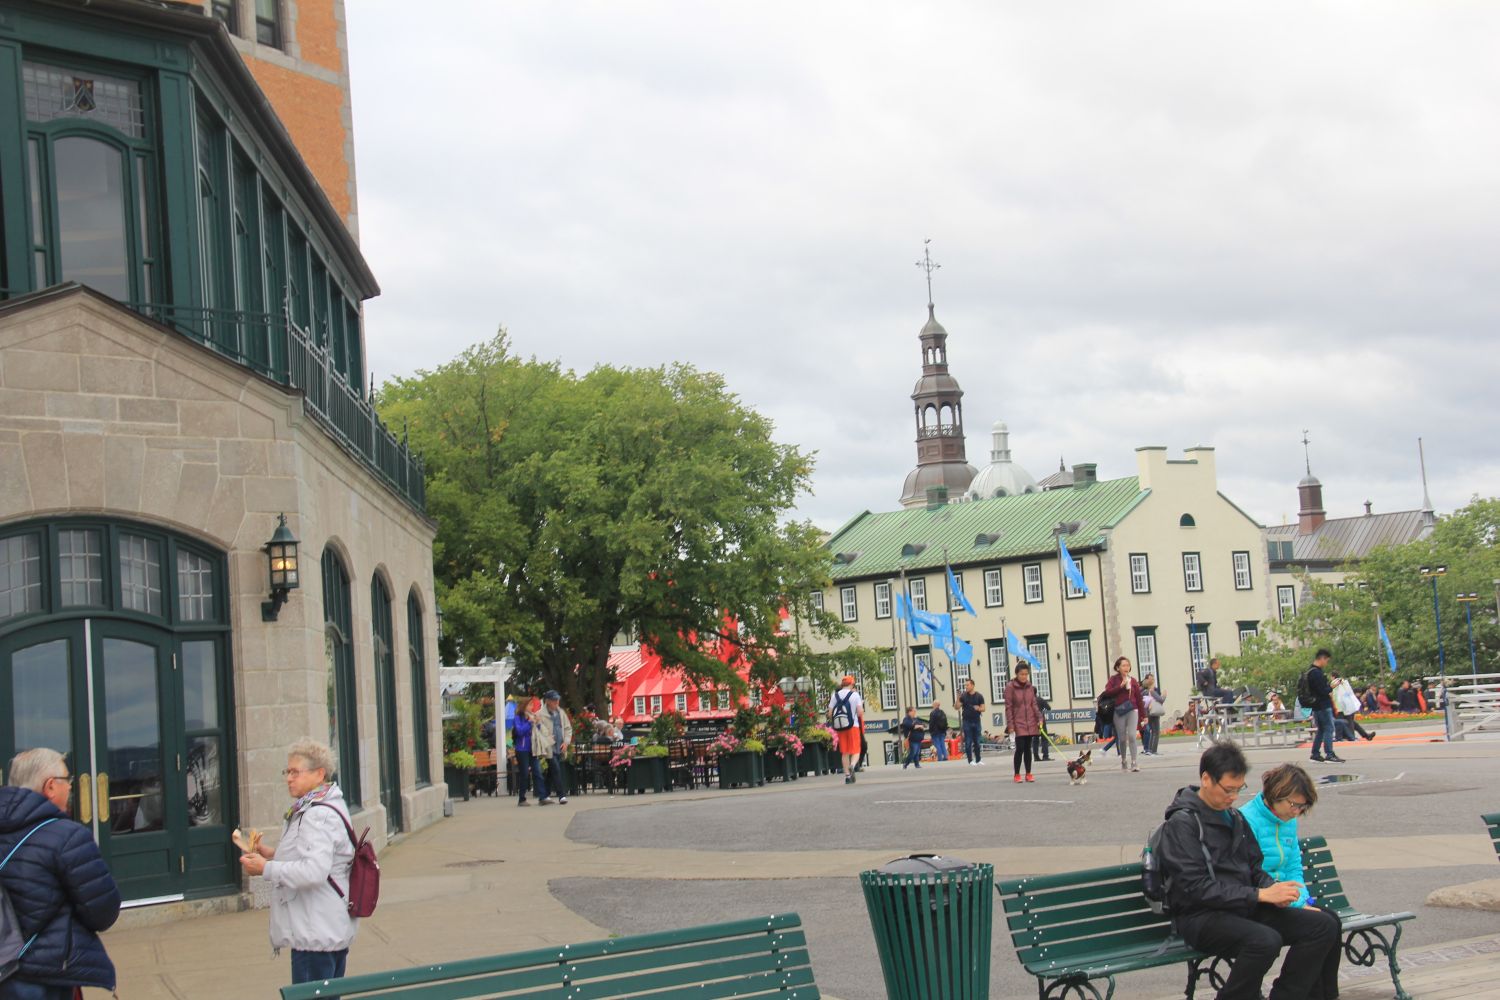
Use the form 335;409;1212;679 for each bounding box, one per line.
1301;430;1312;476
915;238;941;309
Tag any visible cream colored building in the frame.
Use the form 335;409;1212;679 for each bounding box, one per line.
808;447;1272;740
0;0;441;909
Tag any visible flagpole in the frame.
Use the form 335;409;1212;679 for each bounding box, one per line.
899;567;912;720
942;547;956;698
1056;536;1078;743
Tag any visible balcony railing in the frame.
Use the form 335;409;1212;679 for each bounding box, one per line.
127;302;427;515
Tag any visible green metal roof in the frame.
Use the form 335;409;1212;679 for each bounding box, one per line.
826;477;1150;579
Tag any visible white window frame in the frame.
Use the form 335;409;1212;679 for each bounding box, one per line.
1189;628;1210;675
989;643;1009;694
1277;585;1296;623
1238;625;1258;648
650;694;662;715
983;568;1003;607
840;585;858;622
1023;563;1043;604
874;581;892;619
1069;636;1094;699
675;693;687;713
810;590;824;612
1232;551;1253;590
955;660;971;687
880;656;898;710
1135;632;1158;678
1129;554;1150;594
1182;552;1203;592
717;689;731;710
914;652;934;708
948;571;968;612
1065;557;1086;599
909;577;927;612
633;696;646;717
1029;640;1052;700
750;686;762;706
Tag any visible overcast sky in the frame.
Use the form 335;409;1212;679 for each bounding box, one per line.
347;2;1499;533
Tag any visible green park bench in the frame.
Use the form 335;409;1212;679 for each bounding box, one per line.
1299;835;1415;1000
997;839;1416;1000
279;913;819;1000
1484;811;1500;860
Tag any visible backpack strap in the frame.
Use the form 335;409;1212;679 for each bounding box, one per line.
0;817;60;873
1;817;64;957
309;802;358;900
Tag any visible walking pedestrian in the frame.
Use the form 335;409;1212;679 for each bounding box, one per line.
1034;691;1053;761
1330;673;1374;742
1101;656;1146;772
533;690;574;805
1142;674;1166;754
956;678;986;766
239;739;358;990
512;704;541;806
828;675;864;784
899;707;926;769
1004;664;1044;783
0;748;121;1000
1305;651;1342;763
927;703;951;761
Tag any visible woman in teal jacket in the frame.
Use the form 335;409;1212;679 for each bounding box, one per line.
1240;763;1343;999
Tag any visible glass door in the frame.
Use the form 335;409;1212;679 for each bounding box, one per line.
0;623;78;787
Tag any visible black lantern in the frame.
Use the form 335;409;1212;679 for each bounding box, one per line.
261;513;300;621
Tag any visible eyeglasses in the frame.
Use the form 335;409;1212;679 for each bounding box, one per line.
47;773;72;785
1283;798;1311;815
1215;778;1248;797
281;767;315;778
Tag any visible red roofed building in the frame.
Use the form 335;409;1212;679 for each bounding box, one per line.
608;641;786;725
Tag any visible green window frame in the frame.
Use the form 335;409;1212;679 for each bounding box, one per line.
407;591;430;786
321;547;360;809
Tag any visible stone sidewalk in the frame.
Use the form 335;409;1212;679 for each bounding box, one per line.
80;739;1500;999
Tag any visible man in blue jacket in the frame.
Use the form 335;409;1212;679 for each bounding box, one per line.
0;748;121;999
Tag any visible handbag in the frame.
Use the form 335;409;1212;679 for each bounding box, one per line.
1147;693;1166;718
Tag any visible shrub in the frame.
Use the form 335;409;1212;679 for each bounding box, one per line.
444;750;477;770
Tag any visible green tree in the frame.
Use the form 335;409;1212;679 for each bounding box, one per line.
378;332;873;712
1222;497;1500;692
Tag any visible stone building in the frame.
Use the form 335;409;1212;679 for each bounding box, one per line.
810;447;1272;739
0;0;441;910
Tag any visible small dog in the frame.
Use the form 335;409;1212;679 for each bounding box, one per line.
1067;749;1093;785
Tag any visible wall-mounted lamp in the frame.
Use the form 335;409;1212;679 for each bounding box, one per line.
260;513;300;621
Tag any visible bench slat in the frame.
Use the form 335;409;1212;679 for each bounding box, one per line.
1025;942;1206;979
1001;876;1143;913
1005;892;1150;931
567;951;810;1000
997;862;1142;896
1018;924;1179;966
599;965;820;1000
565;931;809;983
1014;908;1172;948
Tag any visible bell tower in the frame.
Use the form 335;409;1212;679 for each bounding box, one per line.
899;242;976;508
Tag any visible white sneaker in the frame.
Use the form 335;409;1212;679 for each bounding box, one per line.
978;759;986;766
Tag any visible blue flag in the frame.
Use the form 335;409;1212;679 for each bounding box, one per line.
1006;628;1043;672
941;633;974;665
910;607;950;638
946;565;976;616
895;592;920;639
1059;538;1090;596
1377;615;1398;673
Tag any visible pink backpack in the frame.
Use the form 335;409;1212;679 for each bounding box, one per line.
312;803;379;918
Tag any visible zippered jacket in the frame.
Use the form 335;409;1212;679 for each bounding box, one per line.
1238;792;1311;907
1157;786;1273;918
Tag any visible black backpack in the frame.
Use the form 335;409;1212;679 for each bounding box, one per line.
1;818;60;983
1141;813;1212;916
1296;669;1318;709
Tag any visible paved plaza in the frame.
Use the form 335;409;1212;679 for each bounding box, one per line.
88;726;1500;999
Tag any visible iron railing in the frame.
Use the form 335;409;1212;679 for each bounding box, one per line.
128;302;426;515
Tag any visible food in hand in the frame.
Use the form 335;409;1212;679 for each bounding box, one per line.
231;827;263;854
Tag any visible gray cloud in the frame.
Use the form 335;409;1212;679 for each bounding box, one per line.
348;2;1500;532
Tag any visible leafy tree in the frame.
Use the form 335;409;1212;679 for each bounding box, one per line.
1222;497;1500;692
378;332;874;712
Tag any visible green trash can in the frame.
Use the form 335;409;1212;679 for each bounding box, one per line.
861;854;994;1000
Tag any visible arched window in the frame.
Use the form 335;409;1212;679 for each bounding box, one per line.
407;591;430;786
1180;514;1196;528
370;575;401;833
321;547;359;808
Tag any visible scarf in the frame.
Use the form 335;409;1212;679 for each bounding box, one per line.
284;781;335;824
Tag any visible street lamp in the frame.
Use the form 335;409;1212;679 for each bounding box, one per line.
260;513;300;621
1456;593;1479;675
1184;605;1198;682
1418;566;1448;678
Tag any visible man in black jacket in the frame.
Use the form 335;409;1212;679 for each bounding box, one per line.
0;748;121;999
1307;649;1343;763
927;704;950;761
1158;743;1339;1000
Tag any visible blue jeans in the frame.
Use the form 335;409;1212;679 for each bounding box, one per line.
904;739;923;766
962;720;983;762
291;948;349;986
542;752;567;798
932;733;949;760
1312;708;1336;758
515;750;539;801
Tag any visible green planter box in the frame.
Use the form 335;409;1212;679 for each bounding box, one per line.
443;764;471;801
762;752;796;782
718;750;764;788
626;756;668;794
796;743;829;776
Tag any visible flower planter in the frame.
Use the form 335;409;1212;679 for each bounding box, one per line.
762;752;796;782
718;750;764;788
443;764;471;802
796;743;829;776
626;756;668;794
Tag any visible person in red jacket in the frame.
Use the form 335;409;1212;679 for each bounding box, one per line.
1004;663;1045;783
1102;656;1148;773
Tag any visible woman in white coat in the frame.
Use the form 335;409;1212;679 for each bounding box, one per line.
239;739;357;987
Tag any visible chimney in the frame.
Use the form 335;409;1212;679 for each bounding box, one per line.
925;485;949;509
1071;463;1098;488
1364;500;1373;516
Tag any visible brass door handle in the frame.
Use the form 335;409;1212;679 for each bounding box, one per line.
97;772;109;819
78;773;92;825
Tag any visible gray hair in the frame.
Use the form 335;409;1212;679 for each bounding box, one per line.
7;748;67;793
287;739;335;776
